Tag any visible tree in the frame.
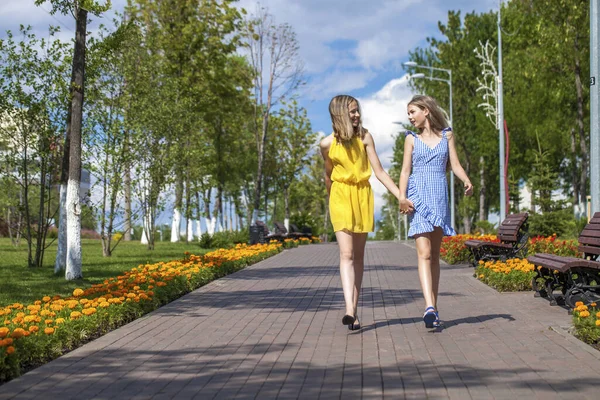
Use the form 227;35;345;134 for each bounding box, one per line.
272;101;316;231
37;0;111;279
243;6;304;224
0;26;70;267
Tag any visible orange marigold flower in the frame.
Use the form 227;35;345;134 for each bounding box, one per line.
6;346;15;355
42;296;51;303
0;327;9;338
44;327;55;335
29;326;39;333
70;311;82;320
11;328;26;339
575;301;584;307
82;308;97;316
579;310;590;318
591;302;597;307
2;338;13;346
99;302;110;308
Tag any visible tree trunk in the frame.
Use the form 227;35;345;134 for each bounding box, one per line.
574;39;588;211
55;103;72;272
479;156;485;223
284;186;290;232
65;6;88;281
171;178;183;242
123;132;132;241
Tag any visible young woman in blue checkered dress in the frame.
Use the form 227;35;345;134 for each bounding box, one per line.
398;95;473;328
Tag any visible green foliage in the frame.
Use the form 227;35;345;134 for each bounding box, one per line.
198;229;250;250
527;209;576;238
473;220;496;235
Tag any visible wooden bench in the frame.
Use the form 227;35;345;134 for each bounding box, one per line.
464;213;529;267
528;212;600;308
273;221;305;239
253;221;284;243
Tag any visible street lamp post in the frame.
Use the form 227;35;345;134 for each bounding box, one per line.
404;62;455;230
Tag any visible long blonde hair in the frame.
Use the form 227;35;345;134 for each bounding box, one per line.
328;95;367;142
408;95;449;133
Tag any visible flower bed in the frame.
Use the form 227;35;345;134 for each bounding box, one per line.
528;234;581;257
440;234;498;264
441;233;581;265
475;258;536;292
572;302;600;348
0;242;283;382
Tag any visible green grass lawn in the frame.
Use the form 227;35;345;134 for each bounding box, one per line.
0;238;207;306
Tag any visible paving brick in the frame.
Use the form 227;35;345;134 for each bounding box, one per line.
3;243;600;399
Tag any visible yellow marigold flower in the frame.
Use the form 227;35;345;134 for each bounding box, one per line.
70;311;82;320
596;320;600;326
42;296;51;303
80;299;89;305
29;326;39;333
0;327;9;338
591;302;597;307
6;346;15;355
579;310;590;318
575;301;584;307
23;315;37;323
97;297;107;303
99;302;110;308
73;288;84;297
55;318;65;324
44;327;55;335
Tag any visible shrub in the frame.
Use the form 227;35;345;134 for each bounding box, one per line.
527;209;576;238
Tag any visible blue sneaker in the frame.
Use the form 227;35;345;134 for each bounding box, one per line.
423;306;436;328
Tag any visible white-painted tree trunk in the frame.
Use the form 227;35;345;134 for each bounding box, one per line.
141;213;149;244
171;208;181;242
205;217;215;236
54;183;67;274
65;178;82;280
195;219;202;239
186;218;193;241
284;218;290;233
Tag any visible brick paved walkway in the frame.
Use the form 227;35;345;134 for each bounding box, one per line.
2;242;600;399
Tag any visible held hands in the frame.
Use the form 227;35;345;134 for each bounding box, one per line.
464;181;473;196
399;199;415;215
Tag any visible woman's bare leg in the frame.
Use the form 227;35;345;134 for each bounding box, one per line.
415;232;436;308
429;227;444;308
335;230;355;316
351;233;367;315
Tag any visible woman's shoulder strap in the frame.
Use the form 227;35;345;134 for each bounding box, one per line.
441;127;452;137
405;130;416;137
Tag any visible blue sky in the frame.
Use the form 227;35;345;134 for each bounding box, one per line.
1;0;500;229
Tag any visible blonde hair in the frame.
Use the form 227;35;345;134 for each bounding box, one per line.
407;95;449;133
328;95;367;142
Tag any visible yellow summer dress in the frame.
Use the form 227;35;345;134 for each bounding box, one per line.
328;135;374;233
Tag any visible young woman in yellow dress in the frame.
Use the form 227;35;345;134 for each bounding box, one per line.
320;95;401;330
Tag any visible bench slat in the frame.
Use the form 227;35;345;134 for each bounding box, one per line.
578;245;600;256
527;256;571;272
579;236;600;246
580;228;600;237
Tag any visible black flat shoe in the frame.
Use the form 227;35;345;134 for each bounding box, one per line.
342;314;355;326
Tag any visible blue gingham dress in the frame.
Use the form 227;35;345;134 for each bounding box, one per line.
406;128;456;238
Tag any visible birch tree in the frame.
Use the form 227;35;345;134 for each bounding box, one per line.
243;6;304;224
36;0;111;279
